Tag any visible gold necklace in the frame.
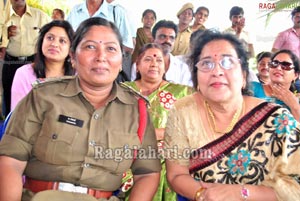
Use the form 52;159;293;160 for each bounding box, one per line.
205;101;244;134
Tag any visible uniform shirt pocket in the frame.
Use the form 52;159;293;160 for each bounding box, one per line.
95;131;141;174
33;120;80;165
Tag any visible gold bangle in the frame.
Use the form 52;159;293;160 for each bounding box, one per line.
194;187;205;201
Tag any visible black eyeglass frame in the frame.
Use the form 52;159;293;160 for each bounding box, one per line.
268;60;295;71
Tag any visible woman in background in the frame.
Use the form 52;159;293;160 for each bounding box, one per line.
255;51;272;84
121;43;193;201
251;49;300;121
131;9;157;64
51;8;65;20
11;20;75;110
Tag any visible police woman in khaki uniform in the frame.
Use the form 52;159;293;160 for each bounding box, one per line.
0;17;161;201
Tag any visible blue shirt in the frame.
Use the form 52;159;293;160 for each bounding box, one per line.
250;81;287;108
67;0;133;48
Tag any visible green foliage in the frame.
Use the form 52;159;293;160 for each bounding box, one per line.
26;0;84;18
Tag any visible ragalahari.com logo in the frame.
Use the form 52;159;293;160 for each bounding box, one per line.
259;2;276;10
258;1;298;12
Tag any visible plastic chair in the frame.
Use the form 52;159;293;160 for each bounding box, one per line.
0;111;12;141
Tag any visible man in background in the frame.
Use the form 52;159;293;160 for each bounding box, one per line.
272;6;300;59
67;0;133;80
67;0;133;53
0;0;50;116
51;8;65;20
224;6;255;59
171;3;194;56
0;0;10;117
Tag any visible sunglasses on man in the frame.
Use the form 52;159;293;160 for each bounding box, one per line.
268;60;295;71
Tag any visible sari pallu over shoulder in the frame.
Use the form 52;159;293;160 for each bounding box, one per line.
189;102;281;174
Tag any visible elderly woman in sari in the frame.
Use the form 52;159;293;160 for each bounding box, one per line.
164;30;300;201
121;43;193;200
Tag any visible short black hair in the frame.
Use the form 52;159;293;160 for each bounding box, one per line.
53;8;65;19
229;6;244;19
195;6;209;16
142;9;156;20
256;51;272;63
151;20;178;39
291;6;300;17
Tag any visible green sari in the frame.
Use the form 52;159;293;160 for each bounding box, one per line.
120;81;194;201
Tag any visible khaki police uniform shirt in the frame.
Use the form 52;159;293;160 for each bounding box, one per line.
0;76;161;191
1;5;50;56
171;26;192;56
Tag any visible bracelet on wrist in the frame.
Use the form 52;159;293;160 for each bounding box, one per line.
241;184;250;201
194;187;205;201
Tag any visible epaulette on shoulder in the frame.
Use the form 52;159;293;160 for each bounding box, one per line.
119;82;150;106
32;76;75;88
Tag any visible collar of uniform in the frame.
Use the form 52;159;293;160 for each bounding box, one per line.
77;0;109;18
60;76;135;105
112;82;137;105
190;24;206;30
75;3;85;13
184;26;193;33
226;27;247;35
58;76;81;97
97;0;109;18
291;27;299;35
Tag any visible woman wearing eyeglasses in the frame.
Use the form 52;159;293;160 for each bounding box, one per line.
250;49;300;121
164;30;300;201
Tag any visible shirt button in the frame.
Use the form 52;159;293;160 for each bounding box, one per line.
89;140;96;146
83;163;90;168
52;134;58;139
94;114;100;120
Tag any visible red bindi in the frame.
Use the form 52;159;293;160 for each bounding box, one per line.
153;54;156;57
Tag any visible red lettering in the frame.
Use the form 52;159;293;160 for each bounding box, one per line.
259;3;276;9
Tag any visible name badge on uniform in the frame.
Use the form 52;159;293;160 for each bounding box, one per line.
58;115;84;128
